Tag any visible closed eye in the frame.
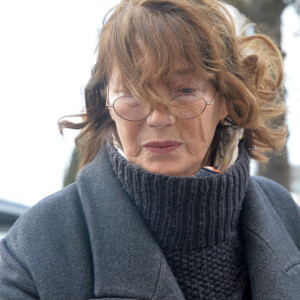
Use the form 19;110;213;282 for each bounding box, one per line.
170;87;201;103
180;87;196;94
170;87;198;99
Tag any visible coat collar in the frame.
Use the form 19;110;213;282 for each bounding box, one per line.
77;147;185;299
242;177;300;299
78;146;300;299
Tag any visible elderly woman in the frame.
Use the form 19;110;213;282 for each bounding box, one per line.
1;0;300;299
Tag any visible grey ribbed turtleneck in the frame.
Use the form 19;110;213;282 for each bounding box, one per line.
107;144;252;299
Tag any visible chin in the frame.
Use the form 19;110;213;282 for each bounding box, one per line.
144;164;191;177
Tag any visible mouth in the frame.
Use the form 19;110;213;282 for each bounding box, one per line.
143;141;182;154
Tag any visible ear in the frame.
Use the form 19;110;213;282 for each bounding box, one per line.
218;96;228;121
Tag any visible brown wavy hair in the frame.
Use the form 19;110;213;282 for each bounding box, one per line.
59;0;287;169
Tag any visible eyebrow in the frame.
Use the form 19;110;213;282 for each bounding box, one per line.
110;88;123;94
109;68;196;94
173;68;193;76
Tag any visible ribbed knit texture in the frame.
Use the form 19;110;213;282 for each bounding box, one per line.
107;144;252;299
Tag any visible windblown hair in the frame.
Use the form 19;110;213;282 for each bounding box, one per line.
59;0;287;169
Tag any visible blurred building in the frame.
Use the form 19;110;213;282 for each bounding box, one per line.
0;199;29;239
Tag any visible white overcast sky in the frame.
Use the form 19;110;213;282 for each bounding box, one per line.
0;1;299;206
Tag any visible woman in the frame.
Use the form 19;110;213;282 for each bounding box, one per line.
1;0;299;299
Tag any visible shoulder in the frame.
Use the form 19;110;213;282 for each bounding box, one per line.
0;184;94;298
7;183;82;236
250;176;297;211
1;182;88;264
251;175;288;193
246;176;300;247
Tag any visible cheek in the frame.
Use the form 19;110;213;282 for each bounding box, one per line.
186;116;218;147
114;119;141;150
179;121;203;158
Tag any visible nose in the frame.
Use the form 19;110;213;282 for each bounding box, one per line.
146;109;175;128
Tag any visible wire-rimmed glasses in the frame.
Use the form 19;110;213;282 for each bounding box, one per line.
106;89;217;122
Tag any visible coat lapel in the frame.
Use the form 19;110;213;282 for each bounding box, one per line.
77;148;184;299
242;178;300;300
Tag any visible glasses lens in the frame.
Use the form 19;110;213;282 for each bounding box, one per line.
113;96;150;121
172;95;206;119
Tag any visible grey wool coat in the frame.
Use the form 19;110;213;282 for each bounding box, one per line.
0;147;300;300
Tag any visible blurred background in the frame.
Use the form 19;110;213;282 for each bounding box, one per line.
0;0;299;235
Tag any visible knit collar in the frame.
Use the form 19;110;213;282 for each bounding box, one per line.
107;143;250;251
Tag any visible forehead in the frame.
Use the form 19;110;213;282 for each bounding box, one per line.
101;1;219;97
108;64;204;89
108;29;210;82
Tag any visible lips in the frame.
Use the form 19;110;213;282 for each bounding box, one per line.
143;141;182;154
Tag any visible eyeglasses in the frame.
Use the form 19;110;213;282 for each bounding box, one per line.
106;89;217;122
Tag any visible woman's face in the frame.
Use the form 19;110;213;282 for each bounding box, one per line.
108;67;228;177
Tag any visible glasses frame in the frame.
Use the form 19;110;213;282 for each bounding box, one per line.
106;88;218;122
